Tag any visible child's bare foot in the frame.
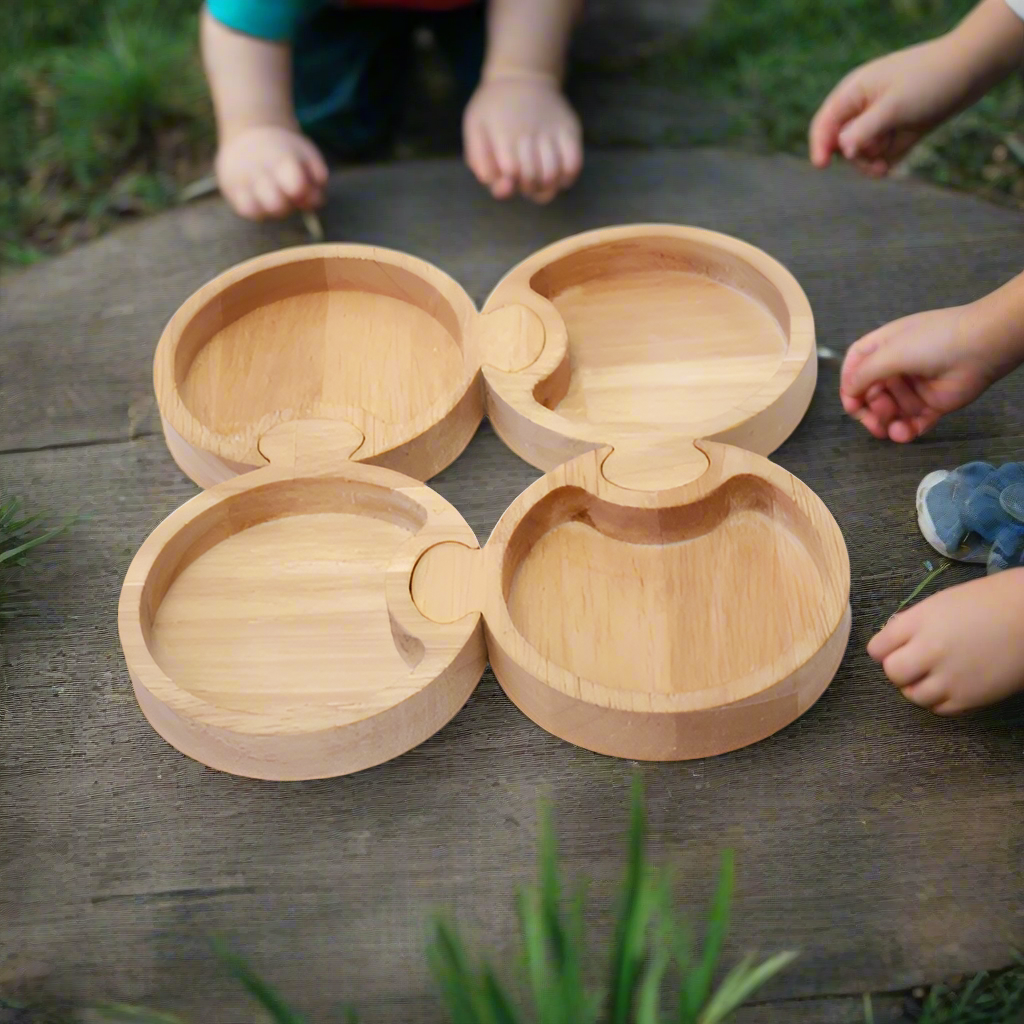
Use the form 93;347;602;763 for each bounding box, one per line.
463;73;582;204
869;568;1024;714
215;126;328;221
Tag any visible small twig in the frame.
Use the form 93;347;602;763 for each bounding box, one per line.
301;210;324;242
179;174;325;242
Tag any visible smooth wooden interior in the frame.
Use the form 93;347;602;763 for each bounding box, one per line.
501;476;828;699
174;257;466;446
529;237;790;431
141;478;431;724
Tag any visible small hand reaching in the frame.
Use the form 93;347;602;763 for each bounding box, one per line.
808;36;974;175
870;569;1024;714
215;126;329;221
840;305;998;442
463;74;582;204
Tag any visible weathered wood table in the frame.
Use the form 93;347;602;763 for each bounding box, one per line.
2;150;1023;1023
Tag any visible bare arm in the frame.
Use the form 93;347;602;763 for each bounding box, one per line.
480;0;580;83
810;0;1024;169
200;4;298;141
966;267;1024;377
199;4;327;220
950;0;1024;97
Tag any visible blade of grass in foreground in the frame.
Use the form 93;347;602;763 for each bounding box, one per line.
680;850;734;1022
538;803;592;1024
0;520;72;564
635;921;674;1024
698;950;798;1024
607;776;654;1024
211;939;309;1024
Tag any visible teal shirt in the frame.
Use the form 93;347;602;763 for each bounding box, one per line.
207;0;318;41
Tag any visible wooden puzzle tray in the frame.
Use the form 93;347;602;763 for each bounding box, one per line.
117;225;851;780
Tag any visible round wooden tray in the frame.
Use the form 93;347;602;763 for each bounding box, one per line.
119;227;850;779
412;439;850;761
479;224;818;475
153;243;543;488
118;430;486;780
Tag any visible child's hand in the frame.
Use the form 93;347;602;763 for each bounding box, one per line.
809;36;971;174
215;126;329;221
869;569;1024;714
840;305;997;442
463;75;582;204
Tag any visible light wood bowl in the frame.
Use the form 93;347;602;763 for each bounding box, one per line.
412;440;850;761
119;227;850;779
153;243;543;489
118;447;486;781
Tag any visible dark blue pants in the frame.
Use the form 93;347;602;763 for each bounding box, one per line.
292;3;486;158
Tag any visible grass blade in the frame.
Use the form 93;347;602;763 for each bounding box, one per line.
539;802;568;972
519;886;556;1024
636;921;673;1024
916;984;947;1024
947;971;987;1017
0;509;45;534
428;920;481;1024
880;560;951;627
211;940;308;1024
0;498;30;532
0;519;72;564
557;885;593;1024
519;797;600;1024
697;951;797;1024
481;965;522;1024
428;916;520;1024
607;775;652;1024
681;850;734;1021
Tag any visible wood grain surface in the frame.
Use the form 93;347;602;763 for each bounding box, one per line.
2;150;1024;1022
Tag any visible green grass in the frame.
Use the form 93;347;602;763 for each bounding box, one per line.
3;0;1023;265
0;492;75;620
0;0;211;265
85;778;1024;1024
4;781;1024;1021
423;778;797;1024
653;0;1024;209
94;780;798;1024
865;957;1024;1023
